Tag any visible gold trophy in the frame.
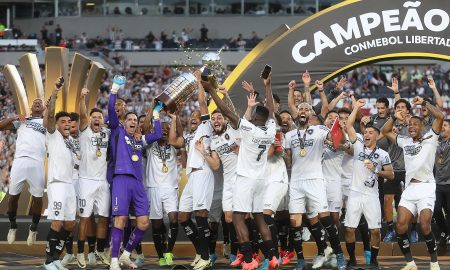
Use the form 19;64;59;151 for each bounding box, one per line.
156;72;199;113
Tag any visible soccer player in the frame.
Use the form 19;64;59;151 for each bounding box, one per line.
345;99;394;269
434;120;450;249
75;88;111;267
0;98;46;246
145;118;180;267
284;102;346;270
43;77;77;270
207;73;278;270
108;75;162;270
382;96;444;270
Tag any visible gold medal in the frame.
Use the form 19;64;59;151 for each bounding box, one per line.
364;159;371;164
131;154;139;162
96;149;102;157
438;155;444;164
76;153;81;160
299;149;307;157
162;164;169;173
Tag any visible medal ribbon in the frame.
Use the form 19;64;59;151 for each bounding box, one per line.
297;127;309;151
64;137;80;158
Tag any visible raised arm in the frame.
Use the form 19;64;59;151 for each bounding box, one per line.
315;80;329;118
144;102;163;144
194;70;209;116
206;82;240;129
287;80;298;118
218;87;238;116
108;75;126;129
263;73;274;119
0;115;24;131
381;112;402;144
428;76;443;109
387;77;401;102
141;100;155;134
412;96;444;133
79;87;89;132
346;98;366;143
244;92;258;121
302;71;312;105
44;77;64;133
168;112;185;148
328;91;348;111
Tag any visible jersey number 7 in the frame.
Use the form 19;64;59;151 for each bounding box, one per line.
256;145;267;161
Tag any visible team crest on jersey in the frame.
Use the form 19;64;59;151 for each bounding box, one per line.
307;129;314;135
54;211;59;216
404;145;422;156
79;208;84;214
225;133;230;140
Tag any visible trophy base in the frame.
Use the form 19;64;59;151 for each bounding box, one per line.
157;92;178;113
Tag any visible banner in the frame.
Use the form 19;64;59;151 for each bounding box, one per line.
223;0;450;111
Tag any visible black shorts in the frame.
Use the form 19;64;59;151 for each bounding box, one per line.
383;171;405;195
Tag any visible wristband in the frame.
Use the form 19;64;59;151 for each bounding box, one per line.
394;91;400;94
318;90;324;93
153;111;160;120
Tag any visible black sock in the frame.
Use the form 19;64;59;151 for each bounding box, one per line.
387;221;394;232
358;216;371;251
309;222;327;255
7;211;17;229
45;229;59;264
77;240;85;254
424;233;438;262
320;216;343;254
167;222;178;253
277;218;289;251
241;241;253;263
291;226;304;260
397;233;413;262
30;214;41;231
222;214;230;244
195;216;210;260
341;208;346;221
262;240;276;259
245;219;259;254
227;222;239;256
152;224;165;258
264;214;279;254
371;246;379;263
209;225;218;255
288;226;294;252
181;219;200;253
346;242;356;261
97;238;106;252
65;235;74;254
55;228;70;260
87;236;96;253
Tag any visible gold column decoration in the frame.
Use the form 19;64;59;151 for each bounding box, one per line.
45;47;69;112
66;53;91;113
86;62;106;112
18;53;44;106
2;65;30;116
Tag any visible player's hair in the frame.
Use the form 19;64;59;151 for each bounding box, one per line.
89;108;103;116
410;116;424;125
293;89;302;93
337;108;351;115
325;110;338;119
211;109;223;116
124;111;137;119
138;114;146;122
273;94;281;104
444;119;450;125
116;98;126;104
255;105;269;121
365;124;380;134
376;97;389;108
279;110;292;117
69;112;80;122
394;99;411;112
310;114;324;125
55;111;71;121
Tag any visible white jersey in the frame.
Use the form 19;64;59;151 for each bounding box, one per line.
341;135;354;179
79;127;110;181
236;118;276;180
285;125;330;181
397;129;439;186
183;132;195;153
322;144;344;181
265;132;288;184
210;125;240;177
47;130;74;184
13;118;46;161
351;134;391;196
145;141;178;188
186;120;213;175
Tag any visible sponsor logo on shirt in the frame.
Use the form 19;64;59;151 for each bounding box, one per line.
404;145;422;156
25;122;46;134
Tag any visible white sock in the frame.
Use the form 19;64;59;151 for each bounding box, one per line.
111;258;118;264
431;261;439;266
122;250;131;258
407;260;416;266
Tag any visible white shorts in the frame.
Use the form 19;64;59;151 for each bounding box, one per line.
289;178;328;218
341;177;351;199
326;178;342;213
73;172;80;196
222;172;237;212
179;170;214;212
263;181;288;213
47;182;77;221
78;178;110;218
233;175;264;213
277;193;289;212
9;157;45;197
148;186;178;220
345;191;381;229
399;182;436;216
